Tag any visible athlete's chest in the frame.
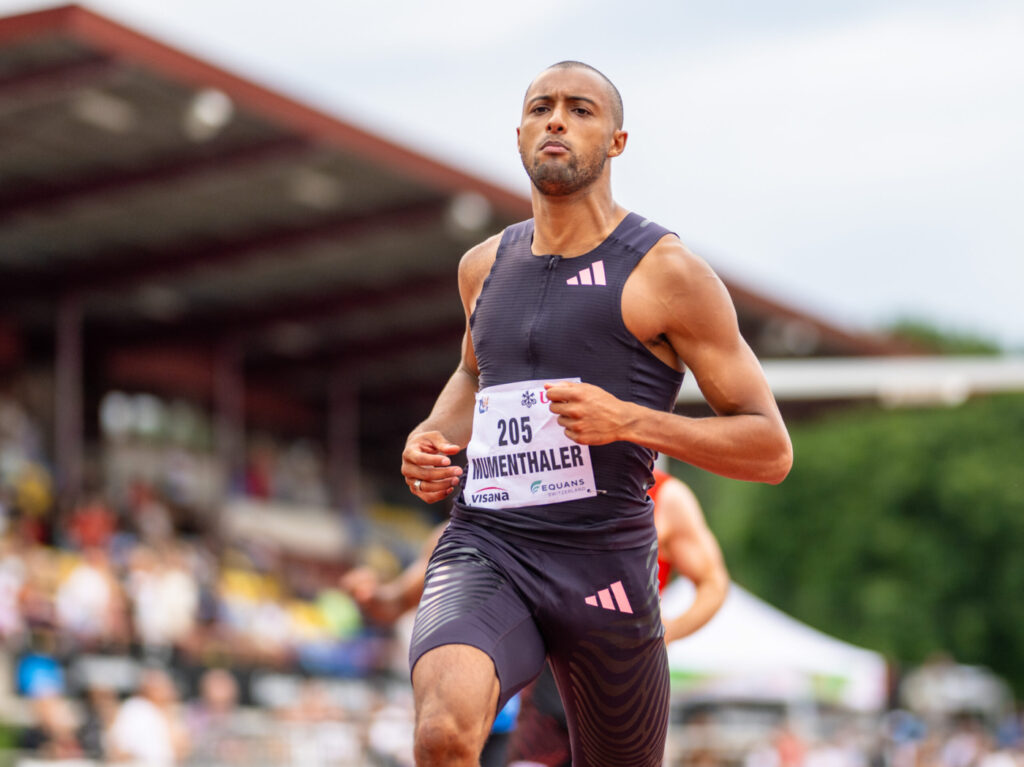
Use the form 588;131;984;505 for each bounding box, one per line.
474;249;677;365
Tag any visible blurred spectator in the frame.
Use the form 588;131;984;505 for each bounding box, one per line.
17;546;57;631
77;681;120;760
941;717;988;767
67;494;117;550
277;679;364;766
367;696;415;767
107;667;190;766
128;481;175;545
776;726;807;767
184;667;253;766
55;546;128;650
16;690;85;760
127;544;199;660
16;629;64;699
0;534;26;641
244;439;275;500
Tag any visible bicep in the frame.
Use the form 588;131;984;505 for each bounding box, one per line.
663;261;777;417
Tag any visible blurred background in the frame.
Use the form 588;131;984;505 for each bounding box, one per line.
0;1;1021;765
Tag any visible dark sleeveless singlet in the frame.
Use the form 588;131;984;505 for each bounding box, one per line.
452;212;684;550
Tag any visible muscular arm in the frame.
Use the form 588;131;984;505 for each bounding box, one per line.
546;238;792;484
656;478;729;644
401;234;500;502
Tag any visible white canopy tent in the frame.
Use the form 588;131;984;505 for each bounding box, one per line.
663;580;889;712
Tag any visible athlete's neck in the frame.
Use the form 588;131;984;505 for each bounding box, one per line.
530;184;628;259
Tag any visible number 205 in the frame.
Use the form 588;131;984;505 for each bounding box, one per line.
497;416;532;446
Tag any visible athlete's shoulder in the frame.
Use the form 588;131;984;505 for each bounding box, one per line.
626;231;737;344
632;231;725;305
457;228;505;304
458;229;502;276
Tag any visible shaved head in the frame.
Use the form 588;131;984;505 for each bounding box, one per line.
529;60;624;130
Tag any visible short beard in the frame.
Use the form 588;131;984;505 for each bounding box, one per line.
520;145;607;197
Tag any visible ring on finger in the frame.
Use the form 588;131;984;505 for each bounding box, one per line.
413;479;422;491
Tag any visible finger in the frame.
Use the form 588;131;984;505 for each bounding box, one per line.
403;465;463;484
543;383;571;401
420;474;462;489
403;449;458;468
411;433;464;455
415;442;462;458
411;482;457;503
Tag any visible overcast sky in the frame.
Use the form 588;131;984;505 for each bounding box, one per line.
5;0;1022;349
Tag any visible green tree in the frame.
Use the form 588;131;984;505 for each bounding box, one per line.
886;317;1002;355
679;394;1024;693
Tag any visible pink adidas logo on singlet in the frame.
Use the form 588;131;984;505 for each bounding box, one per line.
584;580;633;613
566;260;606;286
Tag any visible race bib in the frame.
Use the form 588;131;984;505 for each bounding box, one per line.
464;378;597;509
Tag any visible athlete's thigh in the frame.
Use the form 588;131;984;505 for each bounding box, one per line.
539;540;669;767
413;643;500;746
409;524;547;711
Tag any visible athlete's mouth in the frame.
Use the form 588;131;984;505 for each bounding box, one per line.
539;140;570;154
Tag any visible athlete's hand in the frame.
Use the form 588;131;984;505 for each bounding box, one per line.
544;381;631;445
402;430;463;503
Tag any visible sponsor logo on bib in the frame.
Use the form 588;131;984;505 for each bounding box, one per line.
469;486;510;504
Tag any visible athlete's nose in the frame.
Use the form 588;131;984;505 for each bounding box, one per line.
546;105;567;134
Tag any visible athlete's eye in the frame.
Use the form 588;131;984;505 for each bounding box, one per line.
531;105;549;114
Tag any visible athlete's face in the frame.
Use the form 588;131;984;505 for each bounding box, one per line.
517;68;626;197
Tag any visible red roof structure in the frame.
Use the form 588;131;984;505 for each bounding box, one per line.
0;5;909;504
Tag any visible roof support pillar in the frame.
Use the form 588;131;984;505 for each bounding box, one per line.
214;337;245;498
54;292;83;504
328;366;360;514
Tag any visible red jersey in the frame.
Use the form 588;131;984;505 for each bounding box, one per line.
649;468;672;593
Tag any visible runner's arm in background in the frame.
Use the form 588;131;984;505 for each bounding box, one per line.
339;522;446;625
658;476;729;644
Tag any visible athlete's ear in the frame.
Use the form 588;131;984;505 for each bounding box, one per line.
608;129;628;158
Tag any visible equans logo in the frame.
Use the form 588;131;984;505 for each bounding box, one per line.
532;479;587;494
566;259;606;286
470;486;509;504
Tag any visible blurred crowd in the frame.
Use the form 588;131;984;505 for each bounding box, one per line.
0;387;417;765
728;711;1024;767
3;388;1024;767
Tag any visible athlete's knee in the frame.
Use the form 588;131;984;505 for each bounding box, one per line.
414;711;480;766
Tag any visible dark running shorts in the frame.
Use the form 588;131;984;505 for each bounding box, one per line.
506;663;571;767
409;517;669;767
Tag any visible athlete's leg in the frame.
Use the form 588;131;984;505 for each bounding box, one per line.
412;644;499;766
541;540;670;767
409;523;547;766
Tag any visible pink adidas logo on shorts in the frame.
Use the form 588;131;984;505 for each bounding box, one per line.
584;580;633;613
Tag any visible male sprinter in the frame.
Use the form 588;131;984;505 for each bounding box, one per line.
343;467;729;767
401;61;791;767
